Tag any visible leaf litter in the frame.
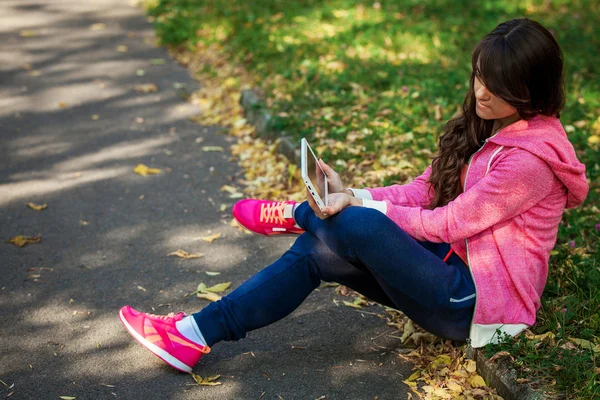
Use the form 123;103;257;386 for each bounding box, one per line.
5;234;41;247
167;249;205;259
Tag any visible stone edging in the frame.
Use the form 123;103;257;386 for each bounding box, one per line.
240;89;300;165
240;87;550;400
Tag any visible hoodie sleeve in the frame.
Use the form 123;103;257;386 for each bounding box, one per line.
368;150;557;243
355;166;434;207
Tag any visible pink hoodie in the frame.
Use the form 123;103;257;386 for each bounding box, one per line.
362;115;589;347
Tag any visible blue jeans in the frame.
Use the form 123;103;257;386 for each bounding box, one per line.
193;202;475;346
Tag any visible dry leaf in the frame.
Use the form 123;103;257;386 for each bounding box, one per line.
20;30;37;37
197;292;222;302
199;233;222;243
219;204;228;212
58;102;69;108
135;83;158;93
342;300;362;309
136;69;146;76
202;146;224;152
116;45;128;52
27;202;47;211
464;359;477;373
167;249;205;259
137;285;147;292
5;234;41;247
91;114;100;120
205;271;221;276
468;374;486;388
59;397;76;400
150;58;165;65
134;164;162;176
191;373;222;386
568;337;600;353
89;23;106;31
205;282;231;293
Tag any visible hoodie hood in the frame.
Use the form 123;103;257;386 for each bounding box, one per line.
487;115;589;208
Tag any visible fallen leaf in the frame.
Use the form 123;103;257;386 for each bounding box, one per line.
136;69;146;76
89;23;106;31
29;70;41;77
489;350;513;362
150;58;165;65
80;220;90;226
27;202;47;211
116;45;128;52
202;146;224;152
568;337;600;353
468;374;486;388
197;292;222;302
220;185;239;194
219;204;228;212
167;249;204;259
58;102;69;108
343;300;362;309
5;234;41;247
137;285;147;292
205;282;232;293
59;397;76;400
135;83;158;93
198;233;222;243
464;359;477;373
134;164;162;176
91;114;100;120
205;271;221;276
20;30;37;37
191;373;222;386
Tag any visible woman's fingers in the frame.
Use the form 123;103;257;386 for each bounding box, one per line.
306;189;329;219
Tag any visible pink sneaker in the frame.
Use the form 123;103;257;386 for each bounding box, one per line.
232;199;304;236
119;306;210;373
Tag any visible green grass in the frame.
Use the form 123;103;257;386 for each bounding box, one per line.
144;0;600;397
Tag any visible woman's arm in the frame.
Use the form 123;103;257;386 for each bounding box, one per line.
358;151;556;243
347;165;434;208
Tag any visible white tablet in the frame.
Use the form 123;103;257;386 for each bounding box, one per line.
301;138;328;210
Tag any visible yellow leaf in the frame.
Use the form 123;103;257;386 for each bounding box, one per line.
205;282;232;293
91;114;100;120
116;45;128;52
135;83;158;93
400;320;415;343
468;374;486;388
199;233;222;243
197;292;222;302
167;249;205;259
403;370;420;387
219;204;228;212
133;164;162;176
89;23;106;31
430;354;452;368
137;285;147;292
464;359;477;373
220;185;239;194
59;397;76;400
447;381;462;393
343;300;362;309
27;202;47;211
20;30;37;37
568;337;600;353
588;135;600;145
202;146;224;152
205;271;221;276
5;234;41;247
58;102;69;108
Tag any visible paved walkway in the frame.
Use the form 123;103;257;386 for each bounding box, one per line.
0;1;411;398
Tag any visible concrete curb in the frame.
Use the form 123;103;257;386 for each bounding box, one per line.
240;87;550;400
476;350;547;400
240;88;301;165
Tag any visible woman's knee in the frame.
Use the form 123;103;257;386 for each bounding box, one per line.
333;206;389;241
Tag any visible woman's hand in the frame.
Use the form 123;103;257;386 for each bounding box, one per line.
306;190;362;220
318;159;351;195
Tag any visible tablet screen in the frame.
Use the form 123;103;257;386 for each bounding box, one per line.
306;144;326;199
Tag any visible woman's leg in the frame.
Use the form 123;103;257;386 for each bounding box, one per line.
292;201;476;340
193;231;396;347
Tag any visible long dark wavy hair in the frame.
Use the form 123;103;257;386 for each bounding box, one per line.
427;18;565;209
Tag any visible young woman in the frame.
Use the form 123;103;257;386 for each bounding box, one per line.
119;18;588;373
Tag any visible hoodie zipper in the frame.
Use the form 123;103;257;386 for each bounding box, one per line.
462;129;503;359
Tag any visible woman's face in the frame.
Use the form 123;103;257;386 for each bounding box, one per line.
473;68;518;121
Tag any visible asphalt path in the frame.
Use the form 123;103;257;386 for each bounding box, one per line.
0;1;412;399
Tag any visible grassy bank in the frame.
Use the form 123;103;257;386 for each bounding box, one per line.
144;0;599;397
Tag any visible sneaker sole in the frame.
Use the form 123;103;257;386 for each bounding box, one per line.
233;216;302;237
119;309;193;373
